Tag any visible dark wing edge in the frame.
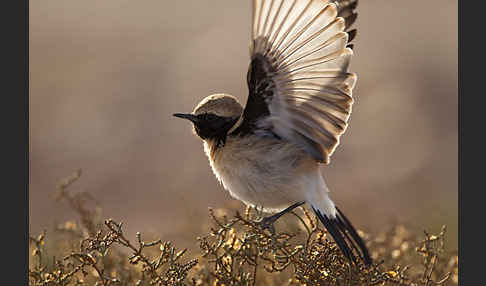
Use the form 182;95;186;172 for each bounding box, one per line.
334;0;359;48
235;0;359;164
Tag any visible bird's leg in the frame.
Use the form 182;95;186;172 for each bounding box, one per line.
259;201;306;235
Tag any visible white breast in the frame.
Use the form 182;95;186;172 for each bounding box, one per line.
203;135;325;213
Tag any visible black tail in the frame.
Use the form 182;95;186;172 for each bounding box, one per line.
312;206;372;266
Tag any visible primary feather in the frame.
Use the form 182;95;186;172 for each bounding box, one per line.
233;0;358;164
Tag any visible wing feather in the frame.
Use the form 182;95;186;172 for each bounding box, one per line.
236;0;359;163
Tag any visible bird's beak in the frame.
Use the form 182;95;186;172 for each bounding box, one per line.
173;113;198;123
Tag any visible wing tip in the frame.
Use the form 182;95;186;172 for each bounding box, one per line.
347;28;357;42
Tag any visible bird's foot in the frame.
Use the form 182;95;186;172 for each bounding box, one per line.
258;216;278;235
256;201;306;235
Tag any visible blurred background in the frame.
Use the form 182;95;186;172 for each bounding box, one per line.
30;0;458;250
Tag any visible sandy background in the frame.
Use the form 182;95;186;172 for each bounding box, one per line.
30;0;458;250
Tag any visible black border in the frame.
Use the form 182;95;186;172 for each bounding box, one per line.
5;0;29;283
459;0;480;284
25;0;29;281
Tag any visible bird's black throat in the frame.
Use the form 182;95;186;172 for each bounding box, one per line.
191;113;240;148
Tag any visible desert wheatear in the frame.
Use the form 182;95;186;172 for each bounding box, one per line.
174;0;370;266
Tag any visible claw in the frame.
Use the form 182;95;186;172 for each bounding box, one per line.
258;216;277;235
256;202;306;235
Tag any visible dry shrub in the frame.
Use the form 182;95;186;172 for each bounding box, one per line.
29;171;458;286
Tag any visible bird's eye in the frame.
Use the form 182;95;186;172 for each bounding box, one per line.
205;114;217;121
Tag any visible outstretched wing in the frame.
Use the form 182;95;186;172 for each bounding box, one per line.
233;0;358;164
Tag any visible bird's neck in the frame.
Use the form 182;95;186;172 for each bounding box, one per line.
203;139;222;161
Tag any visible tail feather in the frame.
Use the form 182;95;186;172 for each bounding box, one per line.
312;206;372;266
336;206;372;265
313;207;357;264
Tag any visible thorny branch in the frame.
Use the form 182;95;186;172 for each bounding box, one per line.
30;170;458;286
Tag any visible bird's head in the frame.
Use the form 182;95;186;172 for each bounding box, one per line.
173;94;243;142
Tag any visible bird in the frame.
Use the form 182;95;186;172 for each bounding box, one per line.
173;0;371;266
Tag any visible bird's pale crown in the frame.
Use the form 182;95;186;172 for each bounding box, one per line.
193;94;243;118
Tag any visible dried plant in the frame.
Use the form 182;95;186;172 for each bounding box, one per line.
194;206;457;286
30;170;197;286
29;171;458;286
